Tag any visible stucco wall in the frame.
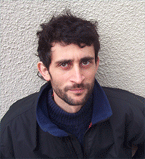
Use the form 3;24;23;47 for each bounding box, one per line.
0;0;144;119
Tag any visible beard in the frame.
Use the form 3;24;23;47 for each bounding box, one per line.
51;80;95;106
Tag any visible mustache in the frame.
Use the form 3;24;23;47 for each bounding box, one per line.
64;83;89;92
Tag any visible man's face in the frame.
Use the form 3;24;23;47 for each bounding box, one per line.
38;43;99;112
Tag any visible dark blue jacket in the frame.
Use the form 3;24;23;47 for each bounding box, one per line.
1;81;144;158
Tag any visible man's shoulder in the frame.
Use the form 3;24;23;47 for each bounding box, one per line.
102;87;144;113
103;87;144;100
1;92;39;128
102;87;144;150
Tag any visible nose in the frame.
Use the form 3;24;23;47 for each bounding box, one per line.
70;66;85;84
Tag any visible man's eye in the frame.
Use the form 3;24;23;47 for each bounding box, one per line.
59;62;71;69
60;63;68;67
82;61;90;66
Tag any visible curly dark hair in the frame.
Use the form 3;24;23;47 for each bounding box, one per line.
37;12;100;70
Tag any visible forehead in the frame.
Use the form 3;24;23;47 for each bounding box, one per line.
51;43;95;62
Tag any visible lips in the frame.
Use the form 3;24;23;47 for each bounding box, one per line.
69;88;85;94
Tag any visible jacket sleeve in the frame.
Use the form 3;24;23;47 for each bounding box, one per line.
132;124;145;159
126;94;145;159
0;122;15;158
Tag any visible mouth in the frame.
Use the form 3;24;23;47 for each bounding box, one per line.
69;88;85;94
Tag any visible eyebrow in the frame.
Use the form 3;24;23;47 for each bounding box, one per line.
80;56;94;61
55;59;72;66
55;56;95;65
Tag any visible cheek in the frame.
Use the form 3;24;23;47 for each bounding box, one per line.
84;69;96;79
51;74;69;87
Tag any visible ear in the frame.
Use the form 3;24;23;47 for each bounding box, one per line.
95;56;99;72
37;61;51;81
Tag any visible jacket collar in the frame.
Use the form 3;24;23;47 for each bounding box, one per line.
33;80;112;150
36;80;112;134
91;80;112;124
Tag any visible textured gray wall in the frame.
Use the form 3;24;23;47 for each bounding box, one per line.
1;0;144;119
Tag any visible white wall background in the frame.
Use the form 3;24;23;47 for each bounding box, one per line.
0;0;144;119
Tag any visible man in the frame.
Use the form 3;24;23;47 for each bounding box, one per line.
0;12;144;158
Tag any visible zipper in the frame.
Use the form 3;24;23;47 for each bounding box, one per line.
83;119;111;157
65;135;83;158
83;122;96;157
